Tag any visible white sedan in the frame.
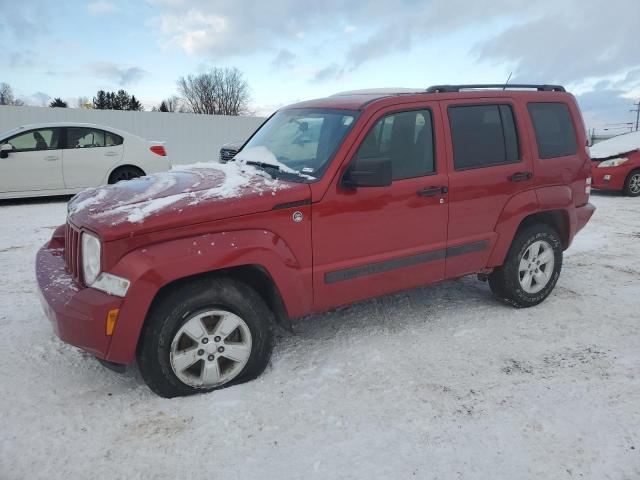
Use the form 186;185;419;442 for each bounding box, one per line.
0;122;171;199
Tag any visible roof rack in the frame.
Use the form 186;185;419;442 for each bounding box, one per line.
426;84;566;93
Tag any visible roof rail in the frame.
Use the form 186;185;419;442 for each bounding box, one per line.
425;84;566;93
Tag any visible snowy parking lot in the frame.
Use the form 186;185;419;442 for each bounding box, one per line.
0;192;639;479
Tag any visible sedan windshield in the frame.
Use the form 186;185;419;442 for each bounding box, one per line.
235;108;358;181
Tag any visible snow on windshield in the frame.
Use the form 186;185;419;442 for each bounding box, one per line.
68;161;288;224
590;130;640;159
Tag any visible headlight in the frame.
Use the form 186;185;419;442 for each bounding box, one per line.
81;233;130;297
598;157;628;168
82;233;101;285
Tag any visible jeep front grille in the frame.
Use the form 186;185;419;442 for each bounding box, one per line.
64;223;83;284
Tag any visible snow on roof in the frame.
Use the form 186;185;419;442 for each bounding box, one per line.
589;130;640;159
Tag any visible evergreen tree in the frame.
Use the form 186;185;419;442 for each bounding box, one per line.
159;100;168;112
128;95;143;111
49;98;68;108
92;90;109;109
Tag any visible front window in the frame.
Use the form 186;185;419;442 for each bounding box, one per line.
238;108;358;181
5;128;60;151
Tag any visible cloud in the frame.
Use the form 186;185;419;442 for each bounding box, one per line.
0;0;50;41
88;62;147;86
577;86;639;131
87;0;117;14
475;1;640;85
312;63;345;83
28;92;51;107
271;49;296;69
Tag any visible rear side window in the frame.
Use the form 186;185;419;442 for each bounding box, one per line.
527;103;577;159
356;109;435;180
448;104;519;170
66;127;105;149
105;131;123;146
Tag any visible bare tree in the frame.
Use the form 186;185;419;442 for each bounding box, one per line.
76;96;90;108
0;82;13;105
177;68;250;116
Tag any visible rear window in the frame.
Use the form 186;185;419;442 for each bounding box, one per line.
448;104;520;170
527;103;577;159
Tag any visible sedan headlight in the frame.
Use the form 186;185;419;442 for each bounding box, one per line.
598;157;628;168
82;233;101;285
81;233;130;297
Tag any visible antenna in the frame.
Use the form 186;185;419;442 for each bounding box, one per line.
503;72;513;90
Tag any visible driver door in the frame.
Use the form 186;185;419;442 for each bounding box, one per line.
0;128;64;193
312;103;449;310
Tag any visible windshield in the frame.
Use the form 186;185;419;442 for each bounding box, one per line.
236;108;358;181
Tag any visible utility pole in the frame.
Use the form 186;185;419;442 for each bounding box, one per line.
631;100;640;131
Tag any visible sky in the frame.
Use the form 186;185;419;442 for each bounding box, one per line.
1;0;639;133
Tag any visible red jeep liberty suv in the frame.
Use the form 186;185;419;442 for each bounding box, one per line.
36;84;595;397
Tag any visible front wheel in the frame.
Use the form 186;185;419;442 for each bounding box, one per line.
137;277;274;398
623;170;640;197
489;224;563;308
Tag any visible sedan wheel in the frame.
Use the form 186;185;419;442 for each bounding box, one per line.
625;172;640;196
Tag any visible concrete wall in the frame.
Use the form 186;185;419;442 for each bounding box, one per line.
0;105;265;165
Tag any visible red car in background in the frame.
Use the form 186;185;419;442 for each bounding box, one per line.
590;130;640;196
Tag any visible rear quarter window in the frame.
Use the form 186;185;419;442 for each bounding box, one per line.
527;102;578;159
105;131;124;146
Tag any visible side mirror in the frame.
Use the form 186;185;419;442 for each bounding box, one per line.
0;144;13;159
342;157;392;188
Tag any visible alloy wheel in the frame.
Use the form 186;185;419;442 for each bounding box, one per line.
170;309;252;388
518;240;555;294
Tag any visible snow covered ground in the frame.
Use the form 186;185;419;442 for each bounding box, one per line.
0;193;639;479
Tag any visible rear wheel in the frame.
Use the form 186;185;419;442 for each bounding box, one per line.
137;277;274;398
489;224;562;308
623;170;640;197
108;166;144;184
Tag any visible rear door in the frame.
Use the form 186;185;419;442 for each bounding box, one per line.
312;102;449;311
440;98;534;278
62;127;124;188
0;127;64;193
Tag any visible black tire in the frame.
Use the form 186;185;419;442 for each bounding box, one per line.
488;223;563;308
108;166;145;184
623;170;640;197
137;276;274;398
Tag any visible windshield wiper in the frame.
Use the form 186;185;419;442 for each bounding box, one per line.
243;160;281;170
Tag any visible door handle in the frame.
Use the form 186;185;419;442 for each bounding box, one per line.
417;186;448;197
104;151;118;157
508;171;533;182
44;156;59;161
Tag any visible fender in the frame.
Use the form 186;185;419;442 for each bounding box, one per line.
487;185;577;267
104;229;312;364
534;185;578;246
486;189;539;267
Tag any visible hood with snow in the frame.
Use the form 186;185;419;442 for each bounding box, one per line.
67;161;310;241
589;130;640;160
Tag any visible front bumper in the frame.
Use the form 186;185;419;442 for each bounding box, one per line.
591;165;626;191
36;244;122;360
